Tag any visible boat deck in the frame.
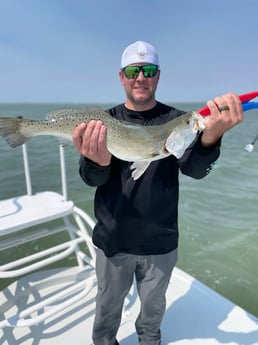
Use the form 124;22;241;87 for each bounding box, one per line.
0;266;257;345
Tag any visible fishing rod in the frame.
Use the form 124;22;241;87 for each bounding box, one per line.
198;91;258;152
245;134;258;153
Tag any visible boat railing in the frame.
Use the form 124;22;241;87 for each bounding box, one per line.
0;143;97;328
22;141;68;200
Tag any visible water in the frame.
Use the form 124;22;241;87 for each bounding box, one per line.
0;103;257;317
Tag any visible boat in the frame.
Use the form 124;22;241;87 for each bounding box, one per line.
0;143;257;345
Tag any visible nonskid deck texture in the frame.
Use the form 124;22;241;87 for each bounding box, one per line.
0;266;257;345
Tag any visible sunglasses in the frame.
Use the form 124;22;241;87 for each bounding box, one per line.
122;64;159;79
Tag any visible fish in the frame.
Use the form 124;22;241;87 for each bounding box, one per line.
0;107;205;180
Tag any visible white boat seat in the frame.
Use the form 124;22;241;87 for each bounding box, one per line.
0;191;74;235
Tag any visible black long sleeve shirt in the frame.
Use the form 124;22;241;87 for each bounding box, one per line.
79;102;220;257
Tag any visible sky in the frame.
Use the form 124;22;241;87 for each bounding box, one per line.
0;0;257;103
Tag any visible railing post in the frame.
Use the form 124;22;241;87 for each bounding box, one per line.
22;144;32;196
59;145;68;201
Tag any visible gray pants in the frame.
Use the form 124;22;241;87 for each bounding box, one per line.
92;248;178;345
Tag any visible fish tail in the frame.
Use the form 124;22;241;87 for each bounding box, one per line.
0;117;31;148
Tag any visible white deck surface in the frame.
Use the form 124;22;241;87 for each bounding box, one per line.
0;266;257;345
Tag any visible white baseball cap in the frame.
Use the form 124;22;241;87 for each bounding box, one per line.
121;41;159;68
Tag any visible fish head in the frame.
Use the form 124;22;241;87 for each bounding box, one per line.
165;111;206;158
192;111;206;132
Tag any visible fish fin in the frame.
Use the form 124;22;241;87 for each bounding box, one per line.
165;131;186;158
0;117;30;148
130;161;151;180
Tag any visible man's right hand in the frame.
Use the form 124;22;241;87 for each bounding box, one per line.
73;120;112;166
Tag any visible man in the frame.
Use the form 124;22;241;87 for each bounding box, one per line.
73;41;243;345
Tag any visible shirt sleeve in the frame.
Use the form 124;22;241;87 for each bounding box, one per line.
79;155;111;187
178;132;221;179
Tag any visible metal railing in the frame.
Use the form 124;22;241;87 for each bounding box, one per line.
0;143;97;328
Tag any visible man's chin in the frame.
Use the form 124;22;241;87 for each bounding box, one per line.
134;95;150;105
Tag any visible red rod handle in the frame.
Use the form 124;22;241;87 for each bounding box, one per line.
198;91;258;116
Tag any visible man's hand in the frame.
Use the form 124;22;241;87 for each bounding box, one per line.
73;120;112;166
201;93;243;147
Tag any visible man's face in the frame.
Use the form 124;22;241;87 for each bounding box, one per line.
119;63;160;109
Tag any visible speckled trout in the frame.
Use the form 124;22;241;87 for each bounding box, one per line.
0;107;205;180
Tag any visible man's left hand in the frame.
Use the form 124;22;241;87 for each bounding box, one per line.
201;93;243;147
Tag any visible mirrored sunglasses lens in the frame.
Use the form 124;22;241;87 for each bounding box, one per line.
142;65;158;77
124;66;140;79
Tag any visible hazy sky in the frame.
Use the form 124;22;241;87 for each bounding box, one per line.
0;0;257;103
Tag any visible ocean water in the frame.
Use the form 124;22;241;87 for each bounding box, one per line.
0;103;257;317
